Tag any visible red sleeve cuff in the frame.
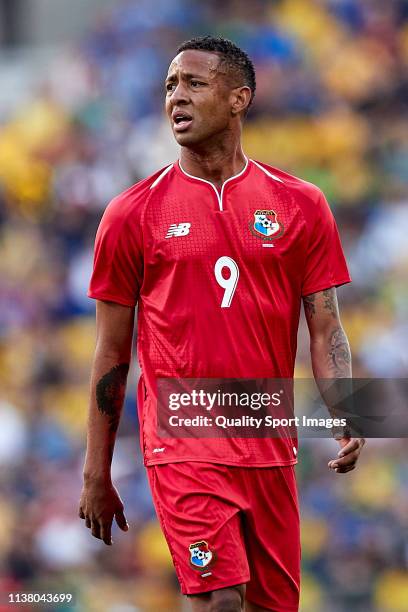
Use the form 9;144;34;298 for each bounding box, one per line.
301;276;352;297
87;290;137;307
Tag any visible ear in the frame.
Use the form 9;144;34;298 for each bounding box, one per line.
230;86;252;116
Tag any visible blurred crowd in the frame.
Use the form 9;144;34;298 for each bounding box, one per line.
0;1;407;610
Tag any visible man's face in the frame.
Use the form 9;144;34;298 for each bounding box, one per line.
165;50;235;147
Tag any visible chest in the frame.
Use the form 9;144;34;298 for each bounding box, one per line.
143;181;307;273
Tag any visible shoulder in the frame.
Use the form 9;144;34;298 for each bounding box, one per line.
103;163;176;224
251;159;325;212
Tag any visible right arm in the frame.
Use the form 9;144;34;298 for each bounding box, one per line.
79;299;135;545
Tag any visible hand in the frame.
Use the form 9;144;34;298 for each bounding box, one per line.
328;437;365;474
79;478;129;545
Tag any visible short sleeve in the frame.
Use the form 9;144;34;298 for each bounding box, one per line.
88;196;143;306
301;190;351;296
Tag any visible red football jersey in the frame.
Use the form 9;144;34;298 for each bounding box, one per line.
88;158;351;466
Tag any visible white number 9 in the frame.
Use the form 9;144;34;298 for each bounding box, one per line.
214;256;239;308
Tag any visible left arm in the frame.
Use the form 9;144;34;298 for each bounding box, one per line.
303;287;365;473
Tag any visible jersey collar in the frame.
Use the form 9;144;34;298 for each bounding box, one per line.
176;156;250;212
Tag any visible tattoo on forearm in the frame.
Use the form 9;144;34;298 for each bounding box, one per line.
323;288;338;319
303;293;316;318
328;327;351;376
96;363;129;433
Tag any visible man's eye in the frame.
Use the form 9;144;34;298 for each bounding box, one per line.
191;80;203;87
166;83;176;92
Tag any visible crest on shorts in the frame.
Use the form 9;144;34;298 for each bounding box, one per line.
250;209;284;241
189;541;214;570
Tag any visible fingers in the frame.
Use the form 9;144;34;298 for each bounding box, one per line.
100;522;112;546
329;462;356;474
328;450;358;471
80;507;113;545
338;438;361;455
79;489;129;542
90;518;114;545
115;509;129;532
91;519;101;540
79;505;92;529
328;438;365;474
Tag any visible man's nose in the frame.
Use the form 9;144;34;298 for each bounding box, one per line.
170;81;190;104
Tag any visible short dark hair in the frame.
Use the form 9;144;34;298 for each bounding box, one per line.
176;35;256;113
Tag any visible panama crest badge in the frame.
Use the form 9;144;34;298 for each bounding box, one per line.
189;541;215;571
250;209;284;241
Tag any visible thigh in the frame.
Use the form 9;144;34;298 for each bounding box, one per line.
244;466;300;612
147;462;250;596
188;584;245;612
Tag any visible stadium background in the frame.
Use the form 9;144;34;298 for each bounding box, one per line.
0;1;407;610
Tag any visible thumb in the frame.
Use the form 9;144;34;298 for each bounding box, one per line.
338;436;351;448
115;509;129;532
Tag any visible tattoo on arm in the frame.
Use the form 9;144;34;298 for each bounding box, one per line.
328;327;351;376
304;288;339;320
303;293;316;318
96;363;129;433
323;288;338;319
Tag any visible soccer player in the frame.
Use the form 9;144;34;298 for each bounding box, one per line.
79;36;365;612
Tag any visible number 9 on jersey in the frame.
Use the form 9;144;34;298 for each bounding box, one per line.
214;256;240;308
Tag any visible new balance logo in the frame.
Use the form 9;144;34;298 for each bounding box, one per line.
166;222;191;238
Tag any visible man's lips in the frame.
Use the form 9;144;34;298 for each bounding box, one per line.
174;118;193;132
172;111;193;132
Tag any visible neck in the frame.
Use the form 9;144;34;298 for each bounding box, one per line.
179;135;246;188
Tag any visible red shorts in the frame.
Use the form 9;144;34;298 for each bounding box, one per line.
147;462;300;611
